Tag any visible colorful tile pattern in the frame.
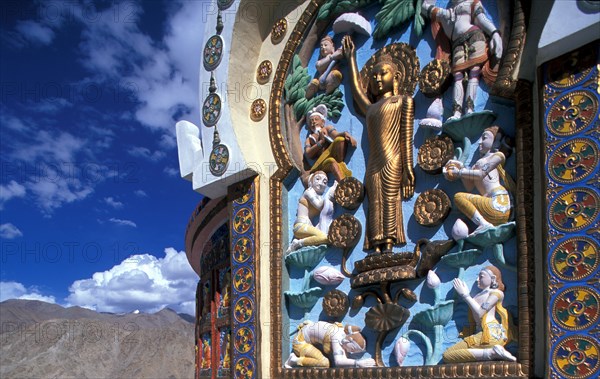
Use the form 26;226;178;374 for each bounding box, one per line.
233;237;252;263
202;93;222;127
549;188;599;232
543;42;600;379
233;267;253;293
546;90;598;136
233;207;253;234
234;296;253;323
552;286;599;331
548;138;598;184
209;143;230;177
552;336;600;379
550;237;599;281
203;35;224;71
234;357;254;379
234;327;254;354
230;178;258;379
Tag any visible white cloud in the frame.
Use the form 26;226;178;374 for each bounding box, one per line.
27;166;94;217
159;134;177;149
0;111;31;132
134;190;148;197
0;180;26;207
0;223;23;239
104;196;123;209
0;281;56;303
15;20;55;45
9;0;204;133
109;218;137;228
1;113;96;216
74;1;203;132
67;248;198;315
29;98;74;114
163;167;179;176
2;1;207;215
129;146;166;162
11;130;85;163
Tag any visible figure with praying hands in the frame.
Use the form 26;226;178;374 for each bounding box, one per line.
287;171;337;253
443;265;516;363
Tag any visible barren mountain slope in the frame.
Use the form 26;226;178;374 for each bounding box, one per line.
1;300;194;379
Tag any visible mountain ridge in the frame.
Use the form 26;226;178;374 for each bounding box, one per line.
0;299;194;379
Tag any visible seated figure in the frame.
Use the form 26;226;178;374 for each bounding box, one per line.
306;36;344;99
285;321;376;368
304;104;357;182
288;171;336;253
444;126;514;236
443;265;516;363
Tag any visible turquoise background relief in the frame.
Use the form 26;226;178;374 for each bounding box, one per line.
284;0;518;367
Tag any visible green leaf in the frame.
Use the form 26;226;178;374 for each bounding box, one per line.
317;0;339;20
294;98;309;120
284;55;311;104
413;0;424;36
373;0;415;39
317;0;376;21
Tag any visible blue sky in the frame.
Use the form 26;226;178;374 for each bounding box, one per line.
0;0;211;315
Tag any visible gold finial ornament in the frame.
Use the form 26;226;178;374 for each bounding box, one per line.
250;99;267;122
271;18;287;45
419;59;452;97
414;189;452;227
256;60;272;84
322;289;349;318
334;177;364;210
418;135;455;174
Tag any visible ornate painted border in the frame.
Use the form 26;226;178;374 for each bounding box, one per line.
230;177;260;379
268;1;533;378
541;42;600;379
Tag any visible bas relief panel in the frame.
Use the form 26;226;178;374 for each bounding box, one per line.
269;0;532;377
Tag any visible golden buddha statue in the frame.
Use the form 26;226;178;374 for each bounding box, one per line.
342;36;417;253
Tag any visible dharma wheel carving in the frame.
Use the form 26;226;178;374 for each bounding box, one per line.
414;189;452;226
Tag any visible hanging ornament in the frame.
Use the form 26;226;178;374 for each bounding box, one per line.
203;34;224;71
202;72;222;127
209;128;230;177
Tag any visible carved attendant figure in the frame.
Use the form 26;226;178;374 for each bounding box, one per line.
306;36;344;99
422;0;503;119
201;338;211;368
202;281;211;316
287;171;337;252
222;332;231;369
443;265;516;363
342;36;415;253
304;104;357;181
444;126;513;235
219;269;231;310
285;321;376;368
